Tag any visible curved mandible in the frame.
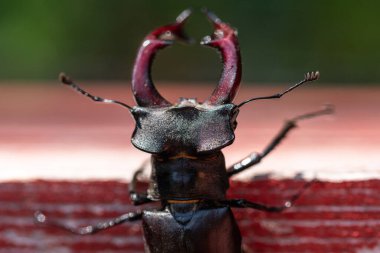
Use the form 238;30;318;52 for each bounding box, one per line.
201;9;242;105
132;9;192;107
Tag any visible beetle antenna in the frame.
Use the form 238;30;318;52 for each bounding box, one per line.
34;210;142;235
237;71;320;108
59;73;133;110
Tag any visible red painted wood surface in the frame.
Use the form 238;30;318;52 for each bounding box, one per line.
0;180;380;253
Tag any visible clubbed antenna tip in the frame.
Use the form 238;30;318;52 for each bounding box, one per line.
304;71;320;82
59;72;72;85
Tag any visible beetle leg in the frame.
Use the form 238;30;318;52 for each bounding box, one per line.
129;160;154;205
227;105;334;177
227;180;315;212
34;210;142;235
59;73;132;110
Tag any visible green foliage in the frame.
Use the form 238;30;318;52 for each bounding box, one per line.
0;0;379;83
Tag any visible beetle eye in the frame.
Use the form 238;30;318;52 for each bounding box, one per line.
159;31;175;41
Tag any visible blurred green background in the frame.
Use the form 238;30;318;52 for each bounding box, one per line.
0;0;379;84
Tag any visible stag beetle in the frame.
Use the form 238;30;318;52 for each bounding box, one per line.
35;9;333;253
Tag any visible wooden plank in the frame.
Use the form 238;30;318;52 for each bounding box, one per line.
0;180;378;252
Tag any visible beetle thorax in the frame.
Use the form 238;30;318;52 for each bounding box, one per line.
148;151;229;200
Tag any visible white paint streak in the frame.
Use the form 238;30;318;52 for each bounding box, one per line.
0;145;379;182
0;146;149;181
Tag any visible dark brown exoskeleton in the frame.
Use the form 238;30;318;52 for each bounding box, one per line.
35;9;333;253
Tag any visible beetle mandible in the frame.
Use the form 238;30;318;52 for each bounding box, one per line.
35;9;333;253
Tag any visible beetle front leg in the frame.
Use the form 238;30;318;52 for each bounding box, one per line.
227;105;334;177
34;210;142;235
227;180;315;212
129;160;154;205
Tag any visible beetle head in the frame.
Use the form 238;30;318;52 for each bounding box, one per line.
131;10;241;155
131;101;239;155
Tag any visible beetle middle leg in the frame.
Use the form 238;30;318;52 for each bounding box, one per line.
226;180;315;212
34;165;157;236
227;105;334;177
